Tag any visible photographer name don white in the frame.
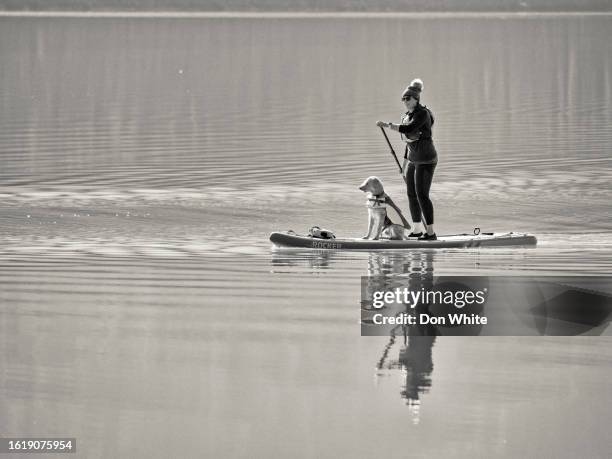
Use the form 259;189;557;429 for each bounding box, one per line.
371;312;487;326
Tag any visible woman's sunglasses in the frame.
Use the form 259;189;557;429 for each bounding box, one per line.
401;96;412;102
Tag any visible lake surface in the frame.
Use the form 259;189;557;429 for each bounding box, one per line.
0;14;611;458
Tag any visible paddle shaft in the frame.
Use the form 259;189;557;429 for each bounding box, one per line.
379;126;406;182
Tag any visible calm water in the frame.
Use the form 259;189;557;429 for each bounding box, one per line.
1;14;611;458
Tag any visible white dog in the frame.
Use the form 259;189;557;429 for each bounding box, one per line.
359;176;412;240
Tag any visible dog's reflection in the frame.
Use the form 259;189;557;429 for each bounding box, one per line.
369;251;437;414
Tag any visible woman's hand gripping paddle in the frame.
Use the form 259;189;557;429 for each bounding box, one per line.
379;126;407;184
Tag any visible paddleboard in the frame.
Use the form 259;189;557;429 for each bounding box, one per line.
270;231;537;250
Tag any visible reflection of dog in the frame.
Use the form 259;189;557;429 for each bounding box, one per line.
359;176;411;240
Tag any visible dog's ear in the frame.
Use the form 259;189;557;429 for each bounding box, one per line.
370;177;384;195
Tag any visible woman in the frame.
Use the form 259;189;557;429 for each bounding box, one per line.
376;78;438;240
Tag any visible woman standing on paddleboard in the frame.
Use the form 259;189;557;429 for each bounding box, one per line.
377;79;438;240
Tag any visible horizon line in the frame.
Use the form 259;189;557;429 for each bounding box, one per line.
0;10;611;19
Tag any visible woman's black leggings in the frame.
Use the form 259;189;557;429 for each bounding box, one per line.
406;162;436;225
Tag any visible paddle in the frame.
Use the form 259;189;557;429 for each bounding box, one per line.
379;126;406;183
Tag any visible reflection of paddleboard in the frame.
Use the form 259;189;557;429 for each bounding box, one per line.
270;231;537;250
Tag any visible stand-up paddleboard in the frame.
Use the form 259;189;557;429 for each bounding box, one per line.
270;231;537;250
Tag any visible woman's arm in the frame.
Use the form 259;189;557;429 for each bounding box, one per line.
393;110;427;138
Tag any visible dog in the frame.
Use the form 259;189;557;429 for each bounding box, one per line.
359;176;412;240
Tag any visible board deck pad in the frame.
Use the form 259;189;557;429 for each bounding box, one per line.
270;231;537;250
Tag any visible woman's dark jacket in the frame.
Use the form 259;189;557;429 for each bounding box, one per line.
398;104;438;164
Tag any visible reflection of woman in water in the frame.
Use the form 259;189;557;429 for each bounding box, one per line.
372;251;437;407
399;303;436;405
